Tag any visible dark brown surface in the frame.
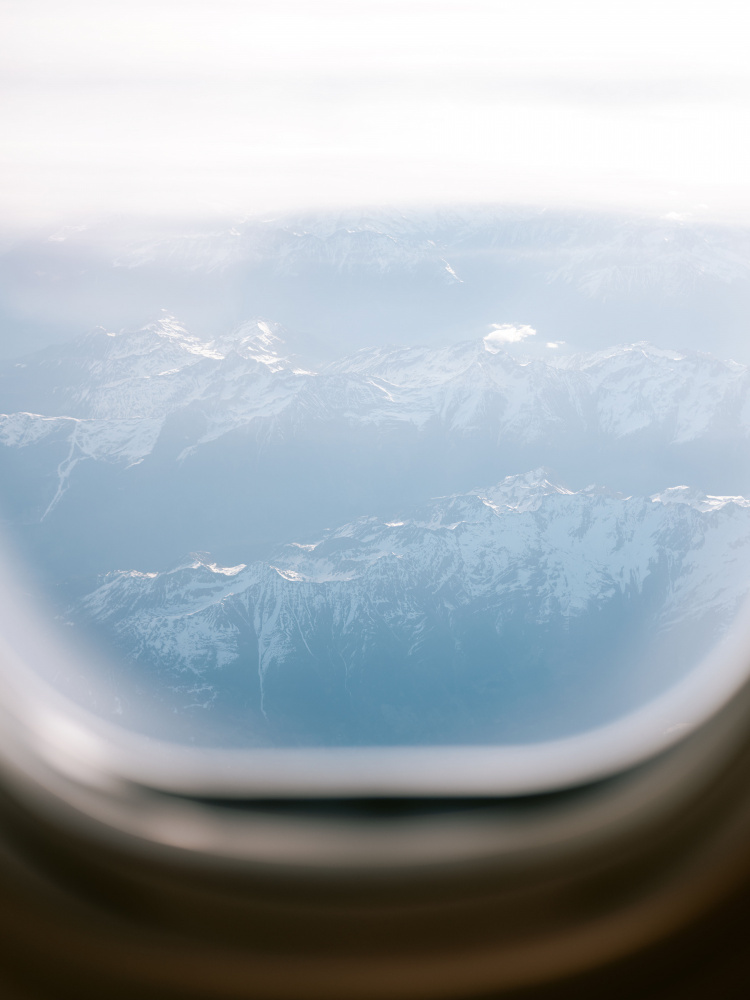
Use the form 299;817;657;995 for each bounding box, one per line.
4;665;750;999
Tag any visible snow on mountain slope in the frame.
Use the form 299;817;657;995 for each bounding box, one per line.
328;339;750;442
113;208;462;280
4;322;750;510
0;412;163;517
106;208;750;294
553;342;750;441
547;215;750;296
76;471;750;726
0;412;161;463
7;315;292;420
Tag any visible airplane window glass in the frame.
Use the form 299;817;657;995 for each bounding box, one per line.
1;0;749;793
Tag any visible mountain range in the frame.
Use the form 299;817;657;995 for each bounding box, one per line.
112;207;750;295
2;209;749;748
71;470;750;746
2;316;750;584
5;206;750;364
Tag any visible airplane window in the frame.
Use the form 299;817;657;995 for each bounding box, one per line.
2;0;750;798
7;6;750;999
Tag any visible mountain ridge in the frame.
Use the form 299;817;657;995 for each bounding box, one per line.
5;321;750;583
72;471;750;744
4;319;750;460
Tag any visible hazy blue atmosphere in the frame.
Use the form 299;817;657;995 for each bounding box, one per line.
4;207;750;364
2;205;750;747
3;0;750;750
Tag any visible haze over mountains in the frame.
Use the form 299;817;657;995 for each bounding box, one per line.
4;206;750;362
1;206;749;746
2;314;750;589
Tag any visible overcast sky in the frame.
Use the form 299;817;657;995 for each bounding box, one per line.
2;0;750;228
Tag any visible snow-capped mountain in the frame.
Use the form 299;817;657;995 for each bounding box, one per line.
5;205;750;748
545;214;750;296
74;471;750;745
7;206;750;368
328;338;750;443
4;317;750;472
112;207;463;280
0;315;293;421
110;207;750;294
4;316;750;586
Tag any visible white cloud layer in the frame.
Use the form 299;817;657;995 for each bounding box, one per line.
2;1;750;227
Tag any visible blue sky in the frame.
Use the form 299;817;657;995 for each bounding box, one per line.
2;0;750;227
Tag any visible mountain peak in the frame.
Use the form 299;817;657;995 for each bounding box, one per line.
473;468;572;512
212;318;290;368
651;485;750;512
90;313;223;364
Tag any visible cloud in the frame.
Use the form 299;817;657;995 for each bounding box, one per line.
484;324;536;352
